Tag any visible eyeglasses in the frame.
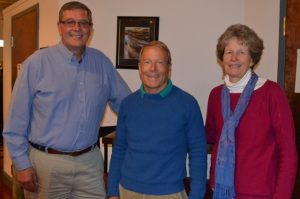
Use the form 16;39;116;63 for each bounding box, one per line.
60;19;92;28
223;50;249;58
140;59;168;67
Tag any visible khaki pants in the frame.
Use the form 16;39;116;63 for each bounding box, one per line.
120;185;188;199
25;146;106;199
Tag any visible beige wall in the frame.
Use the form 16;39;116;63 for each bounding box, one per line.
245;0;280;81
2;0;280;176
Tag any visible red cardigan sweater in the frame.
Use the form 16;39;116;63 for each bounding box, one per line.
205;80;297;199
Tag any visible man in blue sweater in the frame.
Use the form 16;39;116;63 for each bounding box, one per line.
108;41;207;199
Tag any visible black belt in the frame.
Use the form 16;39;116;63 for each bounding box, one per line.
29;141;97;156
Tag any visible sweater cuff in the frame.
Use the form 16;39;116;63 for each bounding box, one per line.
107;184;120;197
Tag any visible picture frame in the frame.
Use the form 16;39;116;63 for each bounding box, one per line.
116;16;159;69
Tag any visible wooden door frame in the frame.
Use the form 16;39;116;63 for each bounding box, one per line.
278;0;287;88
279;1;300;198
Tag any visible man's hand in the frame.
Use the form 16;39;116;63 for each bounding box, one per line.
17;167;38;192
108;197;120;199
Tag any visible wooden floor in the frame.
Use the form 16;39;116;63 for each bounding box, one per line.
0;143;13;199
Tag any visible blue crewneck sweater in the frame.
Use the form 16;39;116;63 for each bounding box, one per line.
108;85;207;198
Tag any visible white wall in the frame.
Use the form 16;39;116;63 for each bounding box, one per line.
245;0;280;81
2;0;280;176
39;0;60;48
60;0;281;120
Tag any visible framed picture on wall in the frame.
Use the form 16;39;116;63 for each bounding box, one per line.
116;16;159;69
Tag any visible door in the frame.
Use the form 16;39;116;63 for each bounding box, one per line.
284;0;300;198
11;4;38;87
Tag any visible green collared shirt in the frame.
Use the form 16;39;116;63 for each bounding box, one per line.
140;80;173;98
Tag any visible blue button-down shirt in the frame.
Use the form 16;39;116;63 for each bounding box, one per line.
3;42;131;171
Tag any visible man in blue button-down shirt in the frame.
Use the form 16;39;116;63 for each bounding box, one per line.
3;1;130;198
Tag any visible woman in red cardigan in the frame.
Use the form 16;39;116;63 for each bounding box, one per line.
205;24;297;199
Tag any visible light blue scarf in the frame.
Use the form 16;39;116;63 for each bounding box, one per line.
213;73;258;199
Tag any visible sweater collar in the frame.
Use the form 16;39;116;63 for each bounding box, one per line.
224;69;251;93
224;69;267;93
140;80;173;98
